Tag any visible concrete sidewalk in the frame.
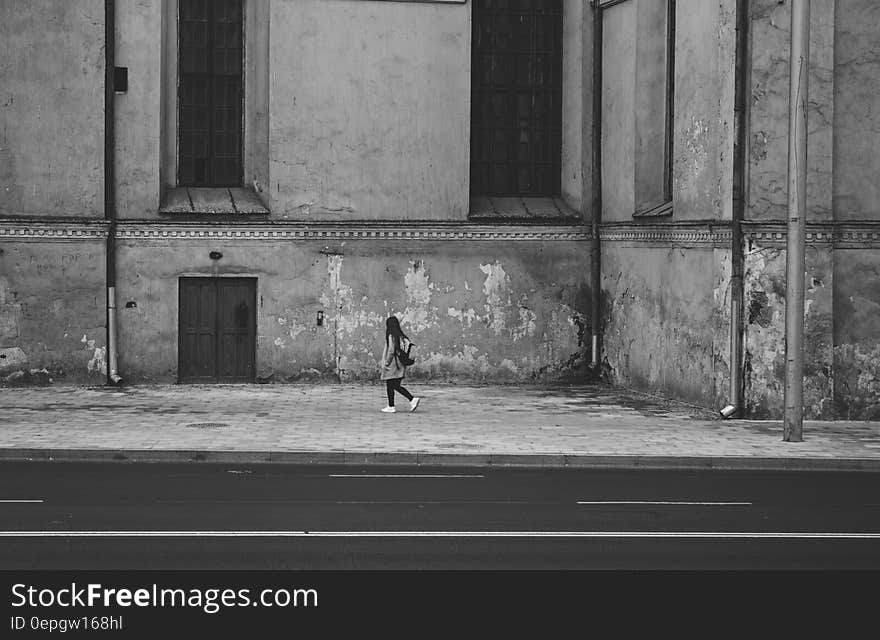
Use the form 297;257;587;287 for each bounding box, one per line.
1;383;879;471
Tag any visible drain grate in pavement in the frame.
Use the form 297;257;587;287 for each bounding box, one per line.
185;422;230;429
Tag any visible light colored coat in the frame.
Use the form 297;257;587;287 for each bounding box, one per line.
380;334;409;380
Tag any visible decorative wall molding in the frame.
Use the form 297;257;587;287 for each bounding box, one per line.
5;218;879;247
0;219;590;242
0;220;108;240
600;222;732;246
743;222;880;249
600;221;880;248
114;222;591;242
837;228;880;249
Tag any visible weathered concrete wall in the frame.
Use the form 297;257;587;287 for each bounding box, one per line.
741;0;880;419
600;0;636;221
561;0;587;214
0;0;105;217
113;0;587;218
267;0;470;220
741;241;834;418
748;0;835;222
115;238;590;383
116;0;163;217
634;0;671;212
834;0;880;221
0;240;107;385
602;243;731;408
244;0;271;199
601;0;738;221
830;0;880;419
833;249;880;419
673;0;736;221
598;0;736;410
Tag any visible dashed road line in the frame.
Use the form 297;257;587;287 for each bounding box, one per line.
577;501;752;506
329;474;485;479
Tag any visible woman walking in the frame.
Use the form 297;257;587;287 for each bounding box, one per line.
380;316;420;413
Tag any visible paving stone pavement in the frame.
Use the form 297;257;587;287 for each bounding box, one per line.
1;383;879;470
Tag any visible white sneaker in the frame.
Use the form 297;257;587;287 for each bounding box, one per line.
410;397;420;412
381;406;396;413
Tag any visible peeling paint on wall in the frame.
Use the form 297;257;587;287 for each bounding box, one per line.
321;254;385;338
82;335;106;376
682;117;710;178
417;344;492;378
88;347;107;376
106;239;590;385
401;260;438;333
274;315;307;349
742;245;834;419
711;250;733;409
513;306;538;341
0;276;22;341
833;249;880;420
0;346;27;374
479;261;512;335
0;241;106;385
834;344;880;420
447;306;478;326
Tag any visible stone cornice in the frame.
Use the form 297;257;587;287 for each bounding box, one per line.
599;222;732;246
0;219;591;242
600;221;880;248
742;222;880;248
3;218;879;247
115;222;591;241
0;220;108;240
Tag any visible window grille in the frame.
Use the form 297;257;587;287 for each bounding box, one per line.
471;0;563;197
178;0;243;187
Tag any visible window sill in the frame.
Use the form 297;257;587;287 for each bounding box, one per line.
632;200;673;219
468;197;581;222
159;187;269;216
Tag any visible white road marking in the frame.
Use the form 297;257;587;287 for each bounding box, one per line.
156;499;549;505
0;500;43;503
329;474;485;479
333;500;539;505
577;501;752;506
0;531;878;539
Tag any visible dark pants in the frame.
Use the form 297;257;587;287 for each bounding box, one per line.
386;378;413;407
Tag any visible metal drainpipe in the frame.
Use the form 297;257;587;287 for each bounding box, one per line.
728;0;749;417
105;0;122;386
783;0;811;441
589;1;603;369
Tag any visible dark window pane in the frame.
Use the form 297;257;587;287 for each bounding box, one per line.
516;133;531;162
178;0;243;187
491;164;510;192
470;0;562;197
517;165;531;192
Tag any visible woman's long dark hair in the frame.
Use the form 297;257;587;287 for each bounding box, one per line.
385;316;408;350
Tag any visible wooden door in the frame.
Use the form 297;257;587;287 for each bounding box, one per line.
178;277;256;383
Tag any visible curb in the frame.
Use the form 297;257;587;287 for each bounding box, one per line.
0;448;879;472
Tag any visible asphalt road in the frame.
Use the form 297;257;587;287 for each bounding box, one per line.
1;461;880;569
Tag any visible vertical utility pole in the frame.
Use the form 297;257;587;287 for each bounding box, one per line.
783;0;810;442
590;1;603;370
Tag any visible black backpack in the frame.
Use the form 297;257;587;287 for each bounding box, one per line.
395;342;415;367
